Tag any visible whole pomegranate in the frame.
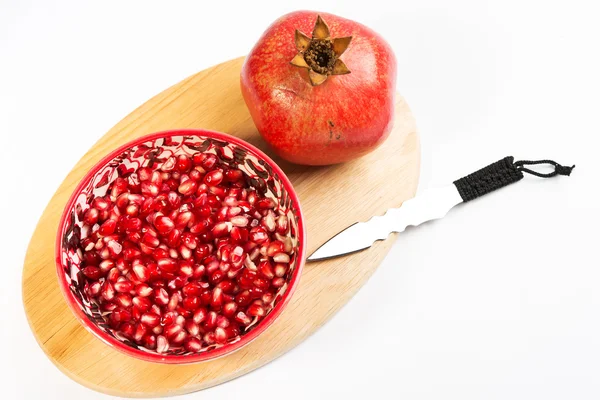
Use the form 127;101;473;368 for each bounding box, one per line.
241;11;397;165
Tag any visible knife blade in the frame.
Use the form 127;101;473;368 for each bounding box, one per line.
307;156;574;262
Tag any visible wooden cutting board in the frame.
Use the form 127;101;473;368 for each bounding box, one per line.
22;57;420;397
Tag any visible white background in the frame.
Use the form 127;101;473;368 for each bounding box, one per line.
1;0;599;399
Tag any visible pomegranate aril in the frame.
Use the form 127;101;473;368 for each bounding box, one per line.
184;337;202;352
143;334;157;350
164;323;183;339
211;287;223;309
88;281;102;296
235;311;252;325
114;280;133;293
178;180;198;196
155;288;169;305
154;215;175;235
167;294;179;311
115;293;132;308
133;296;151;311
203;332;216;345
256;198;276;210
141;232;160;248
193;307;208;324
84;208;99;225
204;311;218;329
119;322;135;339
261;210;276;232
156;335;169;353
204;169;223;186
92;197;110;211
222;302;238;317
99;219;117;236
141;313;160;327
136;283;153;297
101;282;115;301
258;260;275;279
274;263;288;278
272;277;286;288
81;266;102;280
185;321;200;336
212;222;232;238
123;247;142;261
176;155;192;172
183;296;200;310
225;169;243;182
247;304;265;317
272;253;290;263
249;227;269;244
214;327;228;343
112;308;131;322
157;258;178;273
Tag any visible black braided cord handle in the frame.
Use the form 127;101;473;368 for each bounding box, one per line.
453;156;575;203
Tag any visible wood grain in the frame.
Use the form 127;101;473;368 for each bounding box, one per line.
22;57;420;397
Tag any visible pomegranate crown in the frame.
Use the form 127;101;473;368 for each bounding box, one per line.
290;15;352;86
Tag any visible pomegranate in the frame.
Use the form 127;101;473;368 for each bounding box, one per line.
241;11;397;165
74;151;295;354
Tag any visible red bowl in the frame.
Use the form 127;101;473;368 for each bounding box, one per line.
55;129;306;363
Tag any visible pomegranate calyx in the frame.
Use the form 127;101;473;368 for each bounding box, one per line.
290;15;352;86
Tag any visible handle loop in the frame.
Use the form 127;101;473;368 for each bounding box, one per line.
453;156;574;202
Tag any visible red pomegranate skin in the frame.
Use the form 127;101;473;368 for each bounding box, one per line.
241;11;397;165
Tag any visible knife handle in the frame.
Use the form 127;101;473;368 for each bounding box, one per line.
453;156;574;202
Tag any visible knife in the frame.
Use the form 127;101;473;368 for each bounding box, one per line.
308;156;574;261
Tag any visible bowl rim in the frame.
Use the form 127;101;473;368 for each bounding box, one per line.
55;128;306;364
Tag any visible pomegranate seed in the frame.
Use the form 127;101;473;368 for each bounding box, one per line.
204;169;224;186
154;215;175;235
262;211;276;232
215;327;228;343
143;334;157;350
101;282;115;301
99;219;117;235
92;197;110;211
276;215;289;234
258;260;275;279
141;313;160;327
272;253;290;263
183;296;200;310
88;281;102;296
203;332;216;345
272;277;286;288
247;304;265;317
131;263;149;283
155;288;169;305
157;258;178;273
222;302;238;317
249;227;269;244
156;335;169;353
235;311;252;325
176;155;192;172
256;198;276;210
184;337;202;352
120;322;135;339
204;311;218;329
211;287;223;309
185;320;200;336
114;280;133;293
132;296;151;311
230;215;249;227
81;266;102;280
274;263;288;278
167;294;179;311
212;222;232;238
84;208;99;225
178;180;198;196
112;308;131;322
136;283;153;297
164;324;183;339
193;307;208;324
225;169;243;182
115;293;132;308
